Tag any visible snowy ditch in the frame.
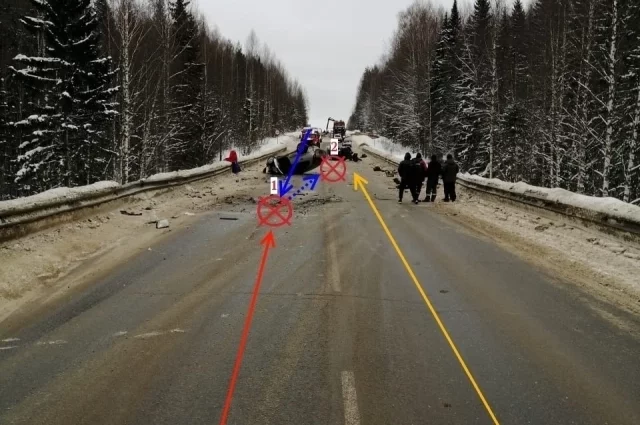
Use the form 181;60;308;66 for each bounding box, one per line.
0;141;291;242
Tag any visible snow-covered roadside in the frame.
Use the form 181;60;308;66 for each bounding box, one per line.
351;134;419;162
352;134;640;226
143;133;298;183
0;134;300;323
0;132;298;213
355;136;640;306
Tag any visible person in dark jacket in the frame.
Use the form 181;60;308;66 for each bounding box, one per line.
441;154;460;202
398;152;419;204
423;154;441;202
411;153;427;200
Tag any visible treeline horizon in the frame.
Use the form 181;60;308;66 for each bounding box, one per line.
0;0;309;199
348;0;640;204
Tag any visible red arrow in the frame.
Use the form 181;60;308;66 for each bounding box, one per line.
218;230;276;425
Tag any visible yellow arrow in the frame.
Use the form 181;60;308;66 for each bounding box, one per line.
353;172;500;425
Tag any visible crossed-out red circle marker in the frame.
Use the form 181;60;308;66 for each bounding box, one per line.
256;195;293;227
320;156;347;182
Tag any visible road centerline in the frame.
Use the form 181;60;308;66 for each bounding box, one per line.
341;371;361;425
353;173;501;425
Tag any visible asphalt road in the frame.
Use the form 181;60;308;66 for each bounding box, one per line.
1;144;640;425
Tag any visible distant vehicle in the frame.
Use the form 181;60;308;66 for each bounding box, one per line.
326;117;346;138
300;127;322;148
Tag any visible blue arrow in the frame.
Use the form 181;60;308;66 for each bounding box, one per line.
279;128;313;196
302;174;320;190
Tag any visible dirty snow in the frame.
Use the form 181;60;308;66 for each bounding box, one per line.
0;181;119;214
459;173;640;225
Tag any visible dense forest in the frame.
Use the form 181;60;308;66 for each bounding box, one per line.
0;0;308;199
348;0;640;204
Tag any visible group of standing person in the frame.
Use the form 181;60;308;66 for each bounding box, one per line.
397;153;459;204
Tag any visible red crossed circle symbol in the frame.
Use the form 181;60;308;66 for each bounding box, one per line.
256;195;293;227
320;156;347;182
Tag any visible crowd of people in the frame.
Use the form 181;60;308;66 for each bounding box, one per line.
397;153;459;204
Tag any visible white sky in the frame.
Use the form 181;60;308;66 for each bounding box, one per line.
197;0;529;129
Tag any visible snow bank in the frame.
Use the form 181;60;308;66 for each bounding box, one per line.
459;173;640;225
1;133;295;215
143;134;294;183
351;134;421;161
355;134;640;227
0;181;119;215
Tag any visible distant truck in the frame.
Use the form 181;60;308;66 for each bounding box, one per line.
333;120;346;138
326;117;346;138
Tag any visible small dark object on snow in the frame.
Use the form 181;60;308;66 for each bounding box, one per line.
144;206;152;210
393;177;401;185
361;154;368;158
439;289;449;294
385;170;395;177
220;217;238;221
120;210;142;216
373;166;382;172
443;403;452;408
535;224;549;232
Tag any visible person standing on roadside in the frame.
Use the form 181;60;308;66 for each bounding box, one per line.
225;150;241;174
442;153;459;202
398;152;419;204
411;153;427;201
423;154;441;202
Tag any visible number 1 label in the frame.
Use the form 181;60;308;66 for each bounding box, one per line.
270;177;279;195
330;139;339;155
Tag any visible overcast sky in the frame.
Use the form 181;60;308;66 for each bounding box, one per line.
199;0;457;129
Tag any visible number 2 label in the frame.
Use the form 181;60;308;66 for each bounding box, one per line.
330;139;339;155
270;177;279;195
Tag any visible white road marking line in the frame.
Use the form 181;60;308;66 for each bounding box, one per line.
1;338;19;343
134;329;187;339
0;346;19;350
113;331;128;337
134;331;164;339
327;238;341;292
341;371;361;425
36;340;67;346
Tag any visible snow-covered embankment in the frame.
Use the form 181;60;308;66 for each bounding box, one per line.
351;134;640;242
0;134;297;241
